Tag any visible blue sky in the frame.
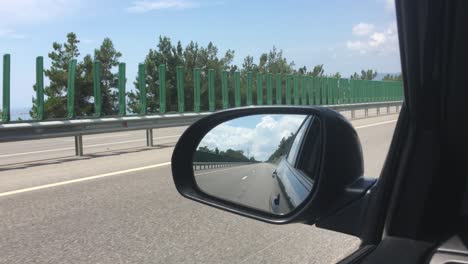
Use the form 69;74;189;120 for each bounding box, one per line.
0;0;399;109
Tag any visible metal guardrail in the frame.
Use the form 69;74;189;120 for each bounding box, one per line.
0;101;402;156
193;162;255;171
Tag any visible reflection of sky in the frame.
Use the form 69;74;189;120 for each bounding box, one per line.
198;114;306;161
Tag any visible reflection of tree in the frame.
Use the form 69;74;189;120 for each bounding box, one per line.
267;133;295;163
195;146;257;162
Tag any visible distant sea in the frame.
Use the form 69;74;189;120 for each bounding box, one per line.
10;107;32;121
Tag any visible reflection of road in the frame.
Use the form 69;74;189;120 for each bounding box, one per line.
195;163;277;212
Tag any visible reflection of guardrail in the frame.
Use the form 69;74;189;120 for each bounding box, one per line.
193;162;255;171
0;101;402;156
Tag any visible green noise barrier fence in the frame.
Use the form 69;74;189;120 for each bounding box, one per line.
1;54;404;123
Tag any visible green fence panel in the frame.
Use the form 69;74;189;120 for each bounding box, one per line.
256;72;263;105
138;63;147;114
35;56;44;120
118;63;126;116
293;75;299;105
208;69;215;111
307;76;314;105
275;74;282;104
234;71;241;107
193;68;201;112
332;78;339;104
246;72;253;105
318;78;324;104
177;66;185;112
93;60;102;117
221;71;228;109
2;54;10;122
340;78;349;104
286;74;292;105
301;75;307;105
159;64;166;113
266;73;273;105
67;59;77;119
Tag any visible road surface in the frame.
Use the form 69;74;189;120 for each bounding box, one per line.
0;113;398;264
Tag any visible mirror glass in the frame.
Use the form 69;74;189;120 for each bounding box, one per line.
193;114;322;215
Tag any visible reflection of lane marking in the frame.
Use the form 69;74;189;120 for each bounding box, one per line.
241;176;248;180
195;164;258;176
354;119;397;129
0;162;171;198
0;135;181;158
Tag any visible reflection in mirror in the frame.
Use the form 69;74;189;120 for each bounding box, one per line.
193;114;322;215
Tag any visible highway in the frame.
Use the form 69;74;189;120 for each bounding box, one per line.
0;113;398;264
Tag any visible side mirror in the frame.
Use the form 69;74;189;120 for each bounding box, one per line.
171;106;376;227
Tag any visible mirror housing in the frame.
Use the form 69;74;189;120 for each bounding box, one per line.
171;106;376;227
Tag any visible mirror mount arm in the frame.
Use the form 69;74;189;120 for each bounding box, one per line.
315;177;377;237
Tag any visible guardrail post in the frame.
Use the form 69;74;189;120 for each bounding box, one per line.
234;71;241;107
286;74;291;105
159;64;166;113
194;67;200;112
138;63;147;115
177;66;184;113
67;59;77;119
267;73;273;105
208;69;215;111
75;135;83;156
293;75;299;105
118;63;126;116
146;129;153;147
221;71;228;109
256;72;263;105
36;56;44;120
247;72;253;105
275;74;282;104
93;60;102;117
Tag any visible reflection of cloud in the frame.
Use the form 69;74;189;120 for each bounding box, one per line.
198;115;306;161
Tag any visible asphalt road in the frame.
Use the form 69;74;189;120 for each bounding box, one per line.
0;112;399;264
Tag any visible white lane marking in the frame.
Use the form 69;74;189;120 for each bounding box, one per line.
354;119;397;129
0;162;171;198
62;133;131;141
0;135;181;158
241;176;248;180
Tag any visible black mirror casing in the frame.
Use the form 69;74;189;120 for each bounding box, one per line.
171;106;376;227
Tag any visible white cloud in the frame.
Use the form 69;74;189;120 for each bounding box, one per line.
346;22;398;55
369;32;386;47
126;0;199;13
352;23;375;36
385;0;395;12
0;0;80;39
198;115;306;161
